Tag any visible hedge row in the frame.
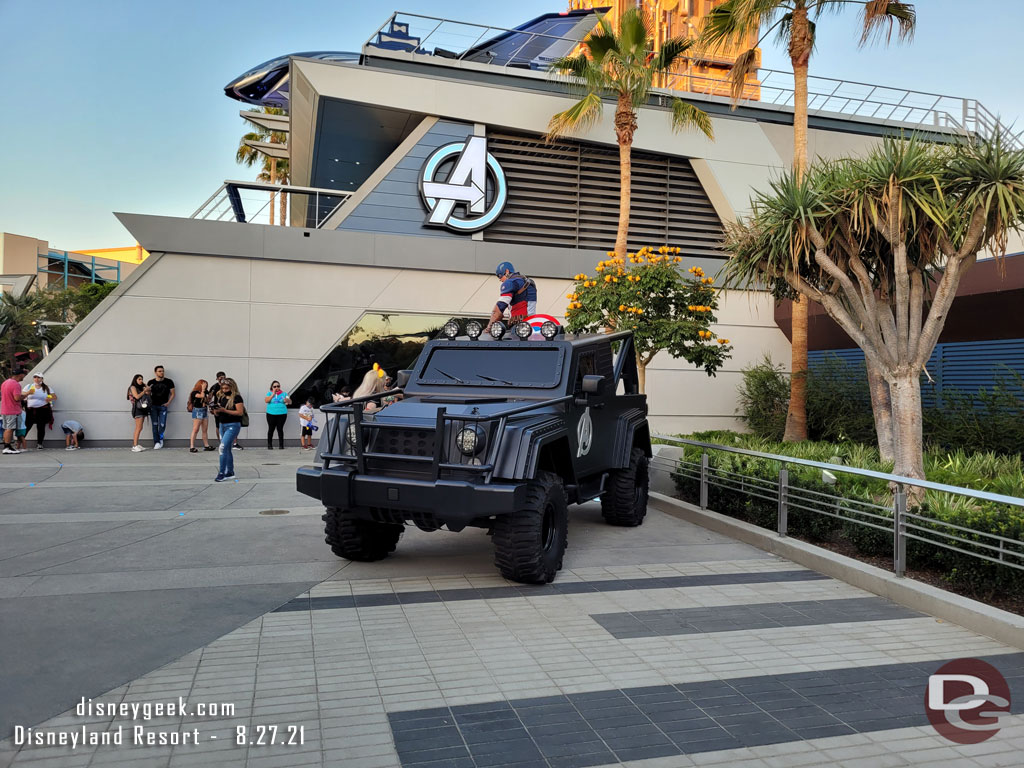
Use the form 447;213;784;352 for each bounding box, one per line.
669;432;1024;600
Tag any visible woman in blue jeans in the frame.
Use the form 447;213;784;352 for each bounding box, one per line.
210;378;245;482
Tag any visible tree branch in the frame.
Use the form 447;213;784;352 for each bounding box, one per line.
914;252;977;369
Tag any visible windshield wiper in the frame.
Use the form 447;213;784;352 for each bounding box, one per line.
476;373;514;385
434;368;467;384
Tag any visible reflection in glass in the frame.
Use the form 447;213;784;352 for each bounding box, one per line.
290;312;485;407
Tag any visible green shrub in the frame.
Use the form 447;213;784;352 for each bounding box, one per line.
735;356;788;441
805;355;876;443
670;431;1024;603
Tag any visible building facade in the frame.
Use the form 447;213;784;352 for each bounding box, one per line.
26;9;1008;446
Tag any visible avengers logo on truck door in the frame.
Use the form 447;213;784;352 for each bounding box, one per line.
419;136;508;233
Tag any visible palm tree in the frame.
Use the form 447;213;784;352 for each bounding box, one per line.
548;8;714;260
236;107;288;225
699;0;915;446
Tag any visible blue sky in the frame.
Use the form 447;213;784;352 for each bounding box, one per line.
1;0;1019;249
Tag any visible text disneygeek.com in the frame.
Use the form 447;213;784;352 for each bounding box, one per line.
12;697;306;749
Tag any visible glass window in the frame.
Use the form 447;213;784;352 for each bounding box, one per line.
419;347;564;388
290;312;485;407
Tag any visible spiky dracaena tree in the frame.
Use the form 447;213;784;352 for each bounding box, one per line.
699;0;916;446
236;107;289;225
722;135;1024;493
548;8;714;260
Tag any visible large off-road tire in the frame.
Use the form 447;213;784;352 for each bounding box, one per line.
322;507;403;561
600;447;649;527
493;472;568;584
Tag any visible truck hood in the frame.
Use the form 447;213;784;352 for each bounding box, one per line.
369;396;545;424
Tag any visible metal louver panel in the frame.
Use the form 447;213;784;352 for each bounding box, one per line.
484;131;724;258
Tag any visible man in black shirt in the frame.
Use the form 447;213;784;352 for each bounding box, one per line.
146;365;175;450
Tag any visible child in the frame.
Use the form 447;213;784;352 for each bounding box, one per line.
298;399;316;450
62;419;85;451
15;411;28;451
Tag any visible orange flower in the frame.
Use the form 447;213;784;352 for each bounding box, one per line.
619;304;626;311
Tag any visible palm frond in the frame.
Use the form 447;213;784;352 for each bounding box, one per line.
727;47;760;104
616;7;651;60
650;36;694;72
547;92;604;140
860;0;916;45
671;99;715;140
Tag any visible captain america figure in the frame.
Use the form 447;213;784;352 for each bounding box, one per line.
485;261;537;335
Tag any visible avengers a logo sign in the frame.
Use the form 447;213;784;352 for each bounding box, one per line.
419;136;507;233
925;658;1011;744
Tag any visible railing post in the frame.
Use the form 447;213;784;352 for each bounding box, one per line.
778;466;789;537
894;485;907;577
699;451;709;510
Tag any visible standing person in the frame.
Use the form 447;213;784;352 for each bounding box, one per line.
2;367;27;455
187;379;214;453
61;419;84;450
298;398;316;450
484;262;537;336
23;373;56;449
127;374;150;452
210;377;244;482
264;380;291;449
146;365;175;449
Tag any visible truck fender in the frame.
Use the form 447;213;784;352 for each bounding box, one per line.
613;408;651;468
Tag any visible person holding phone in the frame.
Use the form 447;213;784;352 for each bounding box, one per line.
210;377;244;482
187;379;214;453
127;374;150;452
264;380;291;450
23;373;56;450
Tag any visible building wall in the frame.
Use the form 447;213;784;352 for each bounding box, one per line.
30;250;778;444
0;232;138;290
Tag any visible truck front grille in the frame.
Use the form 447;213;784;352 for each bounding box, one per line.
373;428;435;457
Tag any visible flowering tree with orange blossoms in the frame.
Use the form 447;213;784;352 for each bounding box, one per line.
564;246;732;394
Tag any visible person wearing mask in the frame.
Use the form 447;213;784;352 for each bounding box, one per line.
2;367;28;455
127;374;150;452
210;377;245;482
484;261;537;336
146;365;175;449
264;380;291;450
187;379;214;453
23;373;56;450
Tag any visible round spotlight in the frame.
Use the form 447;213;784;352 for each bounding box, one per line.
540;321;559;340
456;425;487;456
442;320;461;340
513;322;533;340
465;320;483;340
489;321;507;340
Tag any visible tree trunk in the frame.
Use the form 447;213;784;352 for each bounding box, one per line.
613;95;636;259
783;297;808;442
782;7;812;442
280;183;288;226
637;356;646;395
890;372;926;500
268;158;277;225
866;359;895;464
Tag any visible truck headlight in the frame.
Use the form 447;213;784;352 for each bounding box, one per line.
456;425;486;456
489;320;507;340
442;320;461;339
465;320;483;340
513;321;533;340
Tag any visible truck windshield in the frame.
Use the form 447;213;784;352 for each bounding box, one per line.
419;347;563;388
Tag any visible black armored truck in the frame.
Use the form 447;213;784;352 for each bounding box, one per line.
296;319;651;584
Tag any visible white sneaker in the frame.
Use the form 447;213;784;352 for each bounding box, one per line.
131;445;146;452
65;446;74;451
154;442;163;450
2;447;19;455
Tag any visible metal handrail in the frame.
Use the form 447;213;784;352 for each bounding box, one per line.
191;181;353;227
652;435;1023;579
654;435;1024;510
362;11;1020;145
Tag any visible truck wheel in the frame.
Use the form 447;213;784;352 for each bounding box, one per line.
601;447;649;527
493;472;568;584
322;507;403;561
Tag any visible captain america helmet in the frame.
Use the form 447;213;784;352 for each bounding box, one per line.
495;261;515;277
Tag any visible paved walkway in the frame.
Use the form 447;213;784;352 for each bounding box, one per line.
1;448;1021;767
